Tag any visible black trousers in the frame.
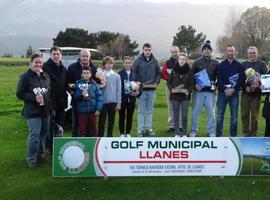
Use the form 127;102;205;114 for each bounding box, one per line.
118;102;136;135
98;103;117;137
265;119;270;137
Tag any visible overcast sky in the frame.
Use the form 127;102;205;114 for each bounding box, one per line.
1;0;270;57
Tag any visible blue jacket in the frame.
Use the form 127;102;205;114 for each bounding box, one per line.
74;79;103;113
217;59;245;93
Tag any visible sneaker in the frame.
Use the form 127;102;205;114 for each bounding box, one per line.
120;134;125;137
28;163;38;168
175;134;180;138
189;132;196;137
167;128;175;133
126;134;131;137
209;134;216;137
182;134;187;137
137;132;144;137
146;129;155;137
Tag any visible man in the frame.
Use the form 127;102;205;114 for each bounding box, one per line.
161;46;182;133
132;43;161;137
216;45;245;137
190;40;219;137
241;46;268;136
67;49;98;137
43;46;67;152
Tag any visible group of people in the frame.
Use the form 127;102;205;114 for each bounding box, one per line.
163;42;269;138
16;41;270;168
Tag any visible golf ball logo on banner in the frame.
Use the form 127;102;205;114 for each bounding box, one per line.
58;141;90;174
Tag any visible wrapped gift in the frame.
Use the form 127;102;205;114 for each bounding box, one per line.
225;73;239;88
194;69;211;89
95;68;106;88
245;68;260;87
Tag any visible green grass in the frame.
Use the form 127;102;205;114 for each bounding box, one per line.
0;66;270;200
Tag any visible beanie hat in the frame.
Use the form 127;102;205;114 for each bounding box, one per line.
202;40;212;52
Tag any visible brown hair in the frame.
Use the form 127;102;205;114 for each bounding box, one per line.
123;56;132;62
31;53;42;62
102;56;114;66
143;43;152;49
81;66;92;73
50;46;62;53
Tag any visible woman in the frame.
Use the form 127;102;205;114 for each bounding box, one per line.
168;54;193;137
16;54;52;168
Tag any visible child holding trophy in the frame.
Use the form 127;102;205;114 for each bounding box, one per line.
74;66;103;137
118;56;141;137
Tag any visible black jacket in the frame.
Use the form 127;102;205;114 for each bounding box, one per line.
192;56;219;92
67;59;98;84
263;95;270;119
43;58;67;111
16;69;52;119
168;63;193;101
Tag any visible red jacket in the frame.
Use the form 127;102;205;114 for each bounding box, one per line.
161;57;177;81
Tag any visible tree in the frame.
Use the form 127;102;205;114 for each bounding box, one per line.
241;6;270;46
53;28;93;48
53;28;139;58
97;34;139;59
26;46;34;58
217;6;270;61
172;25;206;56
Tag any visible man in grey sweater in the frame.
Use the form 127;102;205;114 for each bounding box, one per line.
241;46;268;136
132;43;161;136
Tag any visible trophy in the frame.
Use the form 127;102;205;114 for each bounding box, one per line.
33;87;48;106
78;83;90;98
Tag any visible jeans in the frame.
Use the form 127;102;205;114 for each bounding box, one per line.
172;100;189;135
191;91;216;136
98;103;117;137
216;92;239;137
166;86;181;129
137;90;156;133
46;110;65;151
26;116;50;165
119;102;136;135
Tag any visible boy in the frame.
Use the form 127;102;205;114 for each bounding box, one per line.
74;66;103;137
98;56;122;137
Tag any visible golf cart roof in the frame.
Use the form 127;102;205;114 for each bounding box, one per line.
39;47;98;52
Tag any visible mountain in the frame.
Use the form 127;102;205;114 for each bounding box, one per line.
0;0;242;58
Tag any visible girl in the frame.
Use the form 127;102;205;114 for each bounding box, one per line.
168;54;193;137
118;56;140;137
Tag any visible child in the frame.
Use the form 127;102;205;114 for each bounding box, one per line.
168;54;193;137
118;56;141;137
74;66;103;137
98;56;122;137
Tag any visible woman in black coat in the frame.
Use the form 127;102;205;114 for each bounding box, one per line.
16;54;52;168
